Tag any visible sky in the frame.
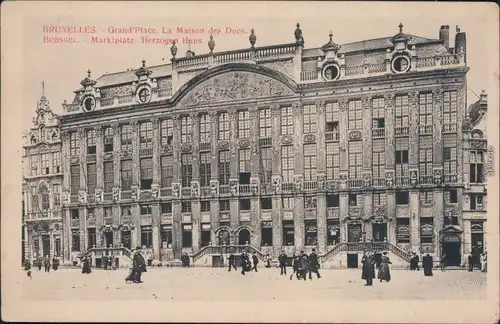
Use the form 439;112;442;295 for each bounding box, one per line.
19;2;498;132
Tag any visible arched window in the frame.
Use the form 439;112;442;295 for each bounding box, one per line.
39;126;46;142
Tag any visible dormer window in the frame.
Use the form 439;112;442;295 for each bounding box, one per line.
323;64;340;81
82;96;96;112
392;55;410;73
137;86;152;104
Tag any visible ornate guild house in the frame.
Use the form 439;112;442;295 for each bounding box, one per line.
28;23;488;268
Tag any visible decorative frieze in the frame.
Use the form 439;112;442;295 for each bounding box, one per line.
161;214;173;224
181;143;192;153
303;134;316;143
172;183;181;198
348;130;362;141
239;139;251;148
385;170;395;188
141;217;153;226
272;175;282;194
131;187;139;200
229;179;239;196
281;135;293;145
218;140;230;150
78;191;87;204
409;169;418;187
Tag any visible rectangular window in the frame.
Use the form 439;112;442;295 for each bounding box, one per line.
70;132;80;157
181;153;193;187
372;97;385;128
53;184;61;207
326;142;340;180
121;160;132;191
238;149;251;173
444;189;458;204
52;152;61;173
304;196;317;209
139;121;153;149
181;201;191;213
395;137;409;181
55;238;61;256
282;197;294;209
261;223;273;246
372;192;387;206
348;141;362;179
160;119;174;145
325;102;339;127
419;93;433;125
120;124;132;151
199;152;211;187
348;100;362;130
219;200;230;212
240;199;251;211
304;144;317;181
71;209;79;219
141;226;153;248
281;146;294;183
201;201;211;212
283;220;295;246
182;225;192;248
326;194;340;207
327;219;340;245
218;150;230;185
260;147;272;185
161;225;173;248
259;108;272;137
30;155;38;176
70;165;79;195
87;129;96;154
372;139;385;180
395;95;409;127
161;156;173;188
218;112;230;140
280;106;293;135
348;194;359;206
87;228;96;249
419;135;433;177
420;217;434;243
469;151;485;183
40;186;49;211
305;220;318;246
395;191;409;205
470;194;484;211
140;204;152;215
139;158;153;189
87;163;97;194
199;114;211;142
238;110;250;138
419;190;433;205
396;218;410;244
161;203;172;214
443;134;457;175
181;115;192;143
41;153;50;175
443;91;457;124
71;230;80;252
260;198;272;210
103;161;114;193
303;104;317;133
103;126;114;152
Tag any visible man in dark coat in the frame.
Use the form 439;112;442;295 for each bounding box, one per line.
52;256;60;270
278;250;288;275
290;253;299;280
24;259;32;279
240;251;250;275
132;246;147;283
308;248;321;280
361;251;375;286
103;255;108;270
82;256;92;274
44;255;51;272
422;253;433;276
467;252;474;272
228;253;237;271
251;252;259;272
298;251;309;281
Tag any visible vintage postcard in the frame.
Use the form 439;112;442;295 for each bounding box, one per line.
1;1;499;323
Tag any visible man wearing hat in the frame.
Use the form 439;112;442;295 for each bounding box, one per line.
278;250;288;275
130;246;147;283
361;250;375;286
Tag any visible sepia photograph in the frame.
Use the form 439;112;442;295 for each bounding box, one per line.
2;1;499;323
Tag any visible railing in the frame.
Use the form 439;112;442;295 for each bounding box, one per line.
239;184;252;195
199;142;211;151
64;103;80;112
103;192;113;201
319;242;412;263
368;62;386;73
259;137;272;147
160;188;172;197
419;175;434;185
255;44;295;58
348;179;363;188
418;125;433;135
443;123;457;133
214;50;252;64
85;154;96;162
303;181;317;191
443;174;458;183
395;177;410;186
191;244;267;264
345;65;363;76
326;207;339;218
372;128;385;138
282;182;294;193
415;57;435;69
395;126;409;137
325;131;339;141
70;195;79;203
121;190;131;200
304;209;316;219
441;54;459;66
139;147;153;157
200;186;211;197
373;178;386;187
117;95;134;104
219;185;230;195
300;70;318;81
82;246;133;259
181;187;191;197
175;55;209;69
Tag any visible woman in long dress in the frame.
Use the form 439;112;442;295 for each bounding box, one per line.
378;252;391;282
422;253;433;276
81;256;92;274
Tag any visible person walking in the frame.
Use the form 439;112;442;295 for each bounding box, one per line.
265;253;271;268
308;248;321;280
297;251;309;281
361;251;375;286
81;256;92;274
240;251;250;275
440;253;446;272
422;253;434;276
227;253;236;271
377;252;391;282
278;250;288;275
251;252;259;272
132;246;147;283
289;253;299;280
468;252;474;272
24;259;32;279
36;256;42;271
52;256;60;271
481;252;487;273
44;255;51;273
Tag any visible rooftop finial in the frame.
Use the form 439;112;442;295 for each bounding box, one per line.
41;81;45;97
208;34;215;53
399;23;403;33
329;31;333;42
142;59;146;67
87;69;91;78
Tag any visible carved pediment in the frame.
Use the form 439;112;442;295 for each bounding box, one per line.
440;225;463;234
181;71;294;106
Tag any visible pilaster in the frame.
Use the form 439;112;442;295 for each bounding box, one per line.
61;131;71;192
209;111;219;180
210;199;219;244
433;188;444;259
228;108;238;178
250;106;260;177
409;189;420;250
190;113;200;180
151;118;160;185
362;96;373;169
363;192;372;240
112;124;121;187
172;115;181;183
250;197;261;247
78;129;87;190
130;121;140;186
293;102;304;175
387;190;396;244
316;100;326;172
172;201;182;259
408;91;419;167
79;207;86;252
339;99;349;171
317;193;327;253
270;104;281;175
272;196;282;252
456;85;466;183
339;193;348;242
63;209;70;261
432;89;443;165
230;198;239;231
152;203;160;260
132;204;140;248
293;195;305;248
191;200;201;251
95;126;104;189
384;93;395;167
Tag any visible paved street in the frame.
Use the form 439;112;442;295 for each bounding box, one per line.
22;267;486;301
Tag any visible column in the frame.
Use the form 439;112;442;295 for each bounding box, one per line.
456;86;467;184
190;113;201;252
249;106;261;248
250;198;261;247
63;208;70;262
112;124;121;188
339;194;348;242
270;104;282;251
210;199;219;244
95;207;103;244
363;194;373;241
172;201;182;259
433;188;444;259
316;100;327;253
387;191;396;244
384;93;396;245
152;203;160;260
339;99;349;171
78;128;87;190
228;108;239;230
191;200;201;251
408;91;420;250
95;126;104;193
292;102;304;248
432;89;443;165
132;204;140;247
79;207;86;251
131;121;140;188
172;115;181;183
190;112;200;180
209;111;219;182
50;232;55;258
409;189;420;250
151;118;160;187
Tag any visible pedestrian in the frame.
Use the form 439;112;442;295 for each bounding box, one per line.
409;252;416;271
414;252;420;271
37;256;42;271
361;251;375;286
278;250;288;275
240;251;250;275
185;253;191;267
265;253;271;268
297;250;309;281
289;253;299;280
132;246;147;283
251;252;259;272
44;255;51;272
422;253;433;276
52;256;60;271
308;248;321;280
467;252;474;272
228;253;237;271
103;255;108;270
439;253;446;272
377;252;391;282
82;256;92;274
24;259;32;279
481;252;487;273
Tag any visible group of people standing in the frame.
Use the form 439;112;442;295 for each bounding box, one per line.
24;255;60;278
288;249;321;280
227;251;261;275
361;251;391;286
468;252;488;272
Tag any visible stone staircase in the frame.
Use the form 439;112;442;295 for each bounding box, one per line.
191;244;268;266
81;246;134;268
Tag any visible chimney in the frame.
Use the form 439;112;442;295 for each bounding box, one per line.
455;28;467;63
439;25;450;49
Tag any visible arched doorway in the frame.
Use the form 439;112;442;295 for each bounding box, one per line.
238;228;251;245
217;228;231;245
441;234;461;266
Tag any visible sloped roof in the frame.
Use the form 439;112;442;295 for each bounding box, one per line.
96;64;173;88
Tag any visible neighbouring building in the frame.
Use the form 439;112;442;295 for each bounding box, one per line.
53;23;483;267
22;83;63;262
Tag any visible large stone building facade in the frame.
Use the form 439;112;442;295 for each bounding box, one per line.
49;23;487;267
22;84;63;261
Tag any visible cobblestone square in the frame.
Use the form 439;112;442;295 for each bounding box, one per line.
22;267;487;301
